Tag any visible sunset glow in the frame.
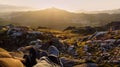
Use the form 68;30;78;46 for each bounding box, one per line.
0;0;120;11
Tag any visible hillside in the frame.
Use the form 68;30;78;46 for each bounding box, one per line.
1;8;82;30
1;8;120;30
0;24;120;67
0;18;11;25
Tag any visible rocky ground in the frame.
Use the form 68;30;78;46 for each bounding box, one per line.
0;25;120;67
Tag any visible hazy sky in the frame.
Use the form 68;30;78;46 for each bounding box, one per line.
0;0;120;11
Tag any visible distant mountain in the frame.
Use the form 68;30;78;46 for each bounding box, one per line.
0;4;35;12
0;8;120;30
76;9;120;14
1;8;82;30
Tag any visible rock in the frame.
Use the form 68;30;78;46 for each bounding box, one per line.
74;63;98;67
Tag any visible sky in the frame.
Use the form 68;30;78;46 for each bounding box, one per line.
0;0;120;11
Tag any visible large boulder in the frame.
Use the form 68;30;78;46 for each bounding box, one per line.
0;48;24;67
0;58;24;67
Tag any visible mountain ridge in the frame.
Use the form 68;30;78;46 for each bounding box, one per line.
76;8;120;14
0;7;120;30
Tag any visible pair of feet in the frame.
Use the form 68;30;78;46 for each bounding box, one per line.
48;46;63;67
48;46;59;57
